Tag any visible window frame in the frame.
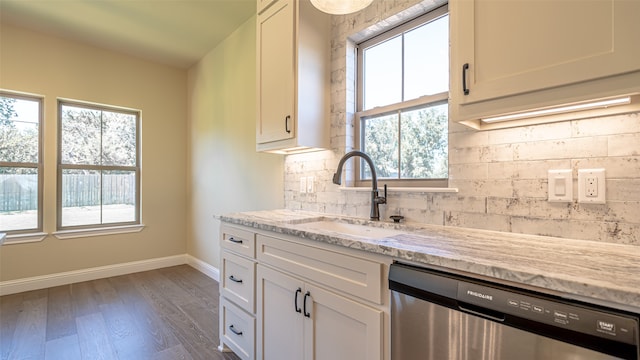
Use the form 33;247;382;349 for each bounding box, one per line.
355;5;449;188
0;90;44;235
56;99;141;231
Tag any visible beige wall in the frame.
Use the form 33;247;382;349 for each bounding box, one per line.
187;16;284;268
0;23;189;281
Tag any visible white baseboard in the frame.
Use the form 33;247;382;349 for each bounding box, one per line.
0;254;221;296
0;254;187;296
186;255;220;282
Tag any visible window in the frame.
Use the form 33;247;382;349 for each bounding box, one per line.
0;91;43;234
356;5;449;187
58;100;140;229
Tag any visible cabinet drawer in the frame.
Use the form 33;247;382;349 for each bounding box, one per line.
257;234;383;304
221;225;256;258
221;298;255;360
221;250;256;313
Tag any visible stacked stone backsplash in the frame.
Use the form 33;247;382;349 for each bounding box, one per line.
283;0;640;245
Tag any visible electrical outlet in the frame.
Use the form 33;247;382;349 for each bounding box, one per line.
578;169;605;204
585;177;598;197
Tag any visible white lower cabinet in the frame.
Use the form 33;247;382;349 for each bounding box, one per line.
221;297;256;360
219;225;257;360
256;264;383;360
221;223;389;360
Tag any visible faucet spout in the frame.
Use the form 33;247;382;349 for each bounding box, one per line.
333;151;386;220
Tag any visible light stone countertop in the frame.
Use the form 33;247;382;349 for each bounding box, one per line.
218;209;640;312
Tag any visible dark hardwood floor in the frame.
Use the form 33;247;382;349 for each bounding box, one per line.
0;265;241;360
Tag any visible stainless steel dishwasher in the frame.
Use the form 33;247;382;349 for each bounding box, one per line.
389;263;639;360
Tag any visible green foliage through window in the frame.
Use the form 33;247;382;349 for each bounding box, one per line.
357;6;449;184
362;104;448;180
58;101;140;229
1;93;42;233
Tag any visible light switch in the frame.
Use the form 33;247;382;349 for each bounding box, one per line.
554;177;566;196
306;176;315;193
548;169;572;202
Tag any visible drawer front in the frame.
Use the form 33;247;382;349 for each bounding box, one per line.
221;225;256;258
221;298;255;360
221;250;256;313
257;234;383;304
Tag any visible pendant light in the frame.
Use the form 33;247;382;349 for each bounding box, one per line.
310;0;374;15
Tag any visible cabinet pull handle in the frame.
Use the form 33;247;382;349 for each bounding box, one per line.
228;237;243;244
303;291;311;318
229;324;243;336
229;275;243;283
295;288;302;313
462;63;470;95
285;115;291;133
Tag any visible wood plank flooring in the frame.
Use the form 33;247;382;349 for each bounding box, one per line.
0;265;241;360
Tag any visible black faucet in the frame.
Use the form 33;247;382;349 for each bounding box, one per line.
332;150;387;220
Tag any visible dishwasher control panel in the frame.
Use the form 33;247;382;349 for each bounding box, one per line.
458;282;638;346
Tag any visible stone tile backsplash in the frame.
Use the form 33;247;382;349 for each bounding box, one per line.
283;0;640;245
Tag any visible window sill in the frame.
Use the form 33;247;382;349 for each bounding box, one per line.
338;186;458;193
53;224;145;240
1;232;48;245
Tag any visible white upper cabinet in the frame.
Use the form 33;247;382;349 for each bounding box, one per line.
450;0;640;129
257;0;278;14
256;0;330;153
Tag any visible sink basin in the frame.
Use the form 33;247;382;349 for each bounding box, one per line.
297;220;405;239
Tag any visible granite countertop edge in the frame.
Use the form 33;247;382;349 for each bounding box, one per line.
217;210;640;312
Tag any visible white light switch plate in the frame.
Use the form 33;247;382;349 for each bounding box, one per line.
306;176;315;193
548;169;572;202
578;169;605;204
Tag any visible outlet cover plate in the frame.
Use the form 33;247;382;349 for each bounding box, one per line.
548;169;572;202
578;168;605;204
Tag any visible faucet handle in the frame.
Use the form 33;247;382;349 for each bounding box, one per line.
376;184;387;204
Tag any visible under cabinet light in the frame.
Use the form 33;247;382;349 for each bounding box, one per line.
481;96;632;123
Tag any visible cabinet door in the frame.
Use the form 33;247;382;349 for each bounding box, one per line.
304;283;383;360
451;0;640;105
257;0;278;14
256;265;304;360
257;0;295;144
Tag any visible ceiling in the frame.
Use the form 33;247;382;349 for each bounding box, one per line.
0;0;256;69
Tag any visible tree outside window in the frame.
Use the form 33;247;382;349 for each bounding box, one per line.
0;92;43;234
357;6;449;186
58;101;140;229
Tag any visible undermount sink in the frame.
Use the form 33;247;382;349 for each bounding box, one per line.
296;219;405;239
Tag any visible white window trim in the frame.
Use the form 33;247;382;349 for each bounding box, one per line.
53;224;145;240
354;6;450;187
0;90;44;235
2;232;47;245
338;186;458;193
1;224;146;245
57;99;141;231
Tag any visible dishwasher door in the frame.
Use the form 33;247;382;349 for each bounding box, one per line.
389;263;639;360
